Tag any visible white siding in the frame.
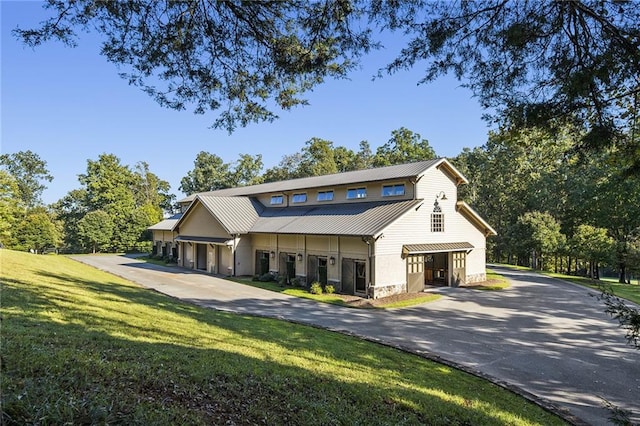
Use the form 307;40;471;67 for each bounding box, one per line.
375;170;488;287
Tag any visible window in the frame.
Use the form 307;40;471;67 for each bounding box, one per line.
431;213;444;232
270;195;284;205
382;184;405;197
346;187;367;199
292;193;307;203
317;190;334;201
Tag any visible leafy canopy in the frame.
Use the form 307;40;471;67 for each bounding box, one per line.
14;0;373;132
13;1;640;171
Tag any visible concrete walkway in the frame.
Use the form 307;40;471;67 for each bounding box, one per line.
71;255;640;425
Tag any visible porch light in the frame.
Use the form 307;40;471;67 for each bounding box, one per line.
329;256;336;265
270;251;275;258
435;191;447;201
297;253;303;261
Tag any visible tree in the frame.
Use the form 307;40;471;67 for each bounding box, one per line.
570;224;614;279
0;150;53;209
77;210;114;253
13;208;61;252
0;170;24;246
229;154;264;187
179;152;231;195
14;1;373;132
132;162;174;215
517;211;565;270
16;1;640;171
50;189;89;252
373;128;436;167
375;0;640;174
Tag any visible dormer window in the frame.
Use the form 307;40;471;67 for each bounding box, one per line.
270;195;284;205
382;184;405;197
292;193;307;203
317;190;334;201
347;187;367;199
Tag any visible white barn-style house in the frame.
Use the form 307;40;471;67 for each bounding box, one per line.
149;158;496;299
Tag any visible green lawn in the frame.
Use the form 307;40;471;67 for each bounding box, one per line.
1;250;565;425
228;277;442;308
494;263;640;305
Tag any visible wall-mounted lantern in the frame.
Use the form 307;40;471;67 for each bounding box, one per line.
270;251;275;258
297;253;303;261
329;256;336;265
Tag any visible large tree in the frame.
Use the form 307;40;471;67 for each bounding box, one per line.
373;127;436;167
15;1;639;170
374;0;640;173
0;150;53;209
13;208;61;253
0;170;23;246
179;151;231;195
77;210;114;253
14;1;372;132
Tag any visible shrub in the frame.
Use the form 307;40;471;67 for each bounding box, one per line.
258;273;275;282
324;284;335;294
290;277;299;287
309;282;323;295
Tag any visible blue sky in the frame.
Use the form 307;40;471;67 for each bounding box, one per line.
2;1;493;205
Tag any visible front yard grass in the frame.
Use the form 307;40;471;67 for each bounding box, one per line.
465;269;511;291
543;272;640;305
1;250;565;425
228;277;442;308
494;263;640;305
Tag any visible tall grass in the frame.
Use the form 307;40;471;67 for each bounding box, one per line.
2;250;565;425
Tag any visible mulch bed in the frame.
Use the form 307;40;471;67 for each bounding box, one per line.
334;278;504;308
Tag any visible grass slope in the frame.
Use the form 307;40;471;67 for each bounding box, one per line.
1;250;565;425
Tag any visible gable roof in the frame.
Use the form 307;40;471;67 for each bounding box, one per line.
148;212;183;231
251;199;421;237
180;158;466;202
456;201;497;236
177;195;264;235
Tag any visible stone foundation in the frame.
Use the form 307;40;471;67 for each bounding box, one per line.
369;282;407;299
466;272;487;284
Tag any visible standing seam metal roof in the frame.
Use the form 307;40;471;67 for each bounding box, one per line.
250;199;421;236
181;158;445;202
195;195;264;234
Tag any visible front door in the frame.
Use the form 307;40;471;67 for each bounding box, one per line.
196;244;207;270
355;261;367;293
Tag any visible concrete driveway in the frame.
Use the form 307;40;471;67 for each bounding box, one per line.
71;255;640;425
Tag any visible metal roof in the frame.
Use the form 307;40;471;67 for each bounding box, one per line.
402;242;474;254
196;195;264;234
147;213;183;231
250;199;421;236
181;158;451;202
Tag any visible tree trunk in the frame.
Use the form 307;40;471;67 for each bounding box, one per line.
619;262;626;283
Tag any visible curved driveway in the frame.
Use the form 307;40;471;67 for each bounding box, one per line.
71;255;640;425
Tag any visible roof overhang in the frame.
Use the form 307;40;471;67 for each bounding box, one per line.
402;242;474;257
456;201;497;237
435;158;469;186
